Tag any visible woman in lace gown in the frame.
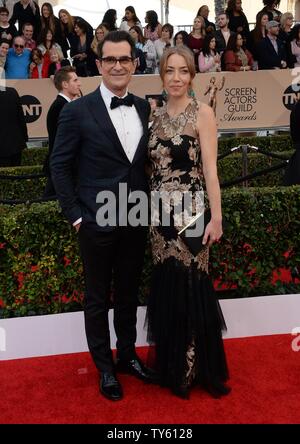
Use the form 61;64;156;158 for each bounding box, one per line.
147;46;230;399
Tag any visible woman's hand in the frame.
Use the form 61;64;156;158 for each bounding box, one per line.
149;98;158;111
202;218;223;247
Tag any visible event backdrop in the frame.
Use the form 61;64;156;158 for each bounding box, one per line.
6;69;300;138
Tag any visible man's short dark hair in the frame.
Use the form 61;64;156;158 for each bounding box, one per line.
217;11;229;19
97;30;136;60
22;22;34;31
0;7;9;15
54;66;76;91
0;38;10;47
263;0;280;6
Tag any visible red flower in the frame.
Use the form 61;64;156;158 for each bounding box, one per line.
17;272;25;290
31;265;39;272
61;294;70;304
15;298;25;305
243;243;252;252
0;298;5;308
64;256;71;266
0;242;6;249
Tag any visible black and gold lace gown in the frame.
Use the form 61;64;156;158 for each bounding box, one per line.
147;98;229;396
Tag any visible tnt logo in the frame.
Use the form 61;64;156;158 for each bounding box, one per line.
291;327;300;352
0;327;6;352
282;85;300;111
20;95;42;123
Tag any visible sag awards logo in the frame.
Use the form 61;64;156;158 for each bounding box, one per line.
20;95;42;123
220;85;257;123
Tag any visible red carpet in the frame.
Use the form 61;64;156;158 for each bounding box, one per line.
1;334;300;424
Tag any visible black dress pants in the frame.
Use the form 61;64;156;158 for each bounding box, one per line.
78;224;147;373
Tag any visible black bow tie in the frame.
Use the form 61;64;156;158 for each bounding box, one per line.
110;94;134;110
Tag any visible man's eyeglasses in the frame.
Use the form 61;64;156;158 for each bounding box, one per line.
100;56;134;67
14;44;24;49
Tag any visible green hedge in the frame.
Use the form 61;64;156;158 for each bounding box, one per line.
218;151;291;187
0;166;46;201
1;186;299;318
21;147;48;166
2;151;293;200
218;134;293;154
20;135;293;167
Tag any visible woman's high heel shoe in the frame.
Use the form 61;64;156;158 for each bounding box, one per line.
172;383;190;400
204;382;231;399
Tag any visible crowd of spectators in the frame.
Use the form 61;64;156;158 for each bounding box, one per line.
0;0;299;79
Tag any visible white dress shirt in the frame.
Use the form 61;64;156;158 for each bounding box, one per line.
58;93;72;102
100;82;143;162
73;82;143;227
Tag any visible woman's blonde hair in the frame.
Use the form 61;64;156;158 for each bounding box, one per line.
280;12;293;28
159;46;196;80
192;15;206;38
59;9;74;34
49;46;63;61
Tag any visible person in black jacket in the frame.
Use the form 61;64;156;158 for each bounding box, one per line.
70;18;95;77
51;31;155;401
259;0;282;22
0;86;28;167
0;6;18;44
9;0;41;41
58;9;93;59
215;12;234;54
197;5;216;34
43;66;81;198
226;0;250;39
283;99;300;185
257;20;287;69
40;2;63;49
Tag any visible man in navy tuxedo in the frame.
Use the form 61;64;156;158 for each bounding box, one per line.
51;31;153;401
43;66;81;198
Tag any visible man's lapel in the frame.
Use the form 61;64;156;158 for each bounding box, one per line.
86;88;130;163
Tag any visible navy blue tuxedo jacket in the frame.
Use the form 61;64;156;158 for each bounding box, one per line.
257;36;287;69
50;87;151;230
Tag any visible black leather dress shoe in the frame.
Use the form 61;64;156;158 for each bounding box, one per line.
116;357;157;383
100;372;123;401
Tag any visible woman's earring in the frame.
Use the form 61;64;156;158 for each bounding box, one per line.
188;87;195;98
162;89;168;100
